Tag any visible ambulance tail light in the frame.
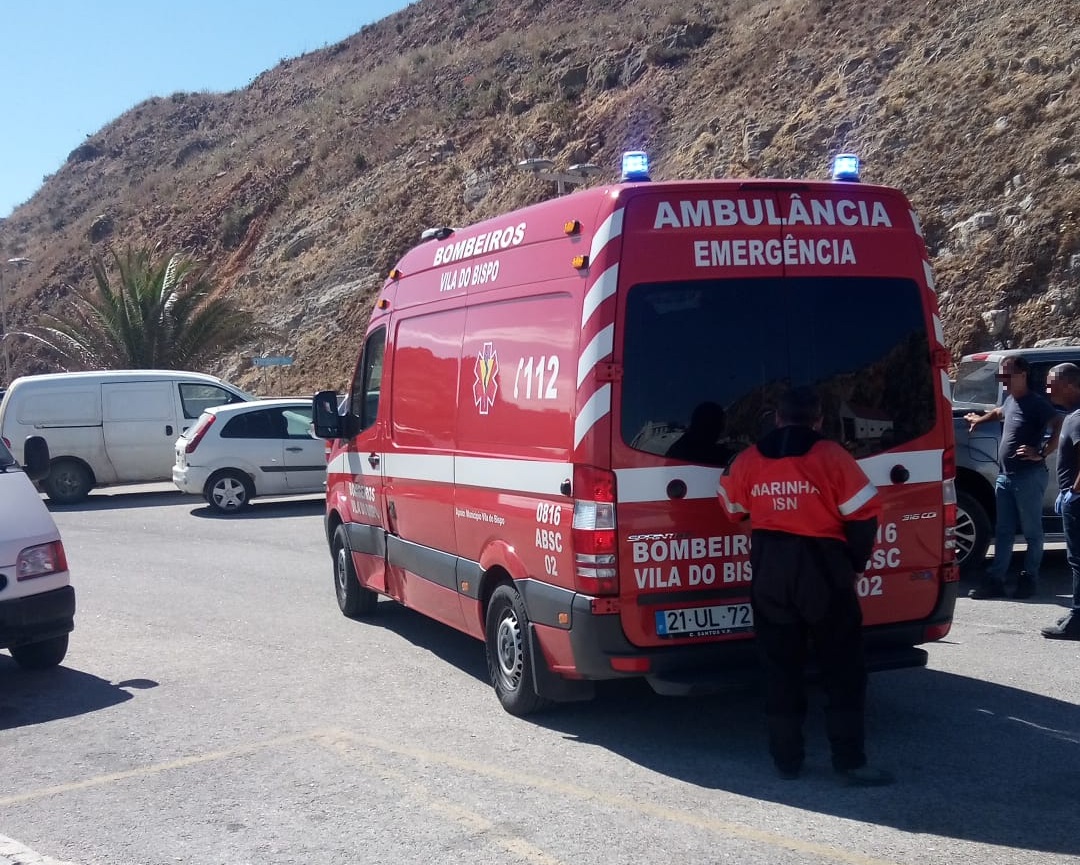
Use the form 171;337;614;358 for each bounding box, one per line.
572;465;618;595
942;444;958;562
184;414;216;454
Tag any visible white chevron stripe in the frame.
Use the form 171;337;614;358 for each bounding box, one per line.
574;383;611;449
581;263;619;328
578;324;614;387
589;207;624;262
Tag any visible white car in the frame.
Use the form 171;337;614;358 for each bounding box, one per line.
173;399;326;514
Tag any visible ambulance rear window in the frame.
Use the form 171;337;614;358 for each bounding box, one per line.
621;276;935;462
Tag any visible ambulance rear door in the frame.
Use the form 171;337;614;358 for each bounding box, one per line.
609;182;944;649
610;186;785;649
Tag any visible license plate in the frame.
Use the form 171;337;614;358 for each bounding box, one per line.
655;603;753;638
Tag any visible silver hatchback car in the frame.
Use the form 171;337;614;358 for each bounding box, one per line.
173;398;326;513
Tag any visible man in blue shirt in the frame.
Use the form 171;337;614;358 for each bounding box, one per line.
1042;363;1080;639
965;355;1062;599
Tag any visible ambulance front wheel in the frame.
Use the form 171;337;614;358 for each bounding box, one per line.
332;526;377;618
485;584;553;716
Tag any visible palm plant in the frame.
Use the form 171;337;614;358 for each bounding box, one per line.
26;247;272;370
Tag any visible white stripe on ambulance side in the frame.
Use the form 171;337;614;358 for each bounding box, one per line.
857;448;942;487
332;451;569;497
614;449;944;504
588;207;624;263
923;260;936;292
574;383;611;449
581;263;618;328
331;447;944;502
382;452;454;484
578;324;614;387
616;464;723;503
455;456;569;496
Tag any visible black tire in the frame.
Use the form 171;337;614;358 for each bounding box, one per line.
485;584;553;716
10;634;69;670
204;470;254;514
42;460;93;504
956;489;992;573
332;525;377;618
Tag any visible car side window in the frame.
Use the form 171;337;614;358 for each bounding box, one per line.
282;408;313;438
179;383;242;419
350;327;386;432
221;409;279;439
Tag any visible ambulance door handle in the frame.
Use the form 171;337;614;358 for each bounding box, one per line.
368;453;380;469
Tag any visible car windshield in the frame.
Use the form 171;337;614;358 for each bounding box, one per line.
951;359;1000;406
0;438;13;468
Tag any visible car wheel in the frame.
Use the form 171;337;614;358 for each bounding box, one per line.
332;525;377;618
204;470;254;514
485;584;553;716
42;459;93;504
956;490;991;573
10;634;68;670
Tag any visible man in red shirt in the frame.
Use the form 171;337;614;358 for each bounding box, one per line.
718;386;893;786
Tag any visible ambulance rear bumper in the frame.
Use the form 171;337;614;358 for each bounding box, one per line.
565;589;952;697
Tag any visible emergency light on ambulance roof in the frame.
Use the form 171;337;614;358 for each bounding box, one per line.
620;150;651;182
831;153;861;182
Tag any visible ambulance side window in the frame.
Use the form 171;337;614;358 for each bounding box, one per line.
350;326;386;432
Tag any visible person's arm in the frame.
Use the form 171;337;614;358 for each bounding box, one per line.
717;459;750;522
1016;410;1064;462
843;516;878;574
964;405;1003;431
1042;412;1064;459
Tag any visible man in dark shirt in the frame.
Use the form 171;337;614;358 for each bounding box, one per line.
964;355;1061;599
1042;363;1080;639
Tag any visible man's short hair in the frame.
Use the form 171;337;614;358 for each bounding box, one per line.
1049;362;1080;387
777;386;822;426
1002;355;1030;373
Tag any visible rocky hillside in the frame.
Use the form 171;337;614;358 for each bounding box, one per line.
1;0;1078;394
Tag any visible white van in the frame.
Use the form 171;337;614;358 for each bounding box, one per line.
0;435;74;669
0;370;253;503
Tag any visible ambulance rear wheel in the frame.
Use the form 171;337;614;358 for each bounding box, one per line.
333;526;377;618
485;584;552;716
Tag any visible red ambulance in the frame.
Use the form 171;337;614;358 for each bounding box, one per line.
312;152;959;716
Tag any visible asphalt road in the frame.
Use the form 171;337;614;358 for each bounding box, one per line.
1;484;1079;865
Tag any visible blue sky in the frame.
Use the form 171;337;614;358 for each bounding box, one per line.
0;0;411;218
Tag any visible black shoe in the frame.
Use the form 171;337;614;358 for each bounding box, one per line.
968;579;1006;599
1012;572;1037;599
836;765;895;787
1041;611;1080;640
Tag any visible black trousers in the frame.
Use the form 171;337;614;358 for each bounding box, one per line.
752;585;868;772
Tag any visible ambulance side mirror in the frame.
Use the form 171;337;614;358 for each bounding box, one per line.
312;390;345;439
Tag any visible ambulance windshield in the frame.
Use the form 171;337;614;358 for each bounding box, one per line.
621;276;935;462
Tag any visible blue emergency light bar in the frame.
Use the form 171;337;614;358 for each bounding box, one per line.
831;153;861;182
621;151;651;182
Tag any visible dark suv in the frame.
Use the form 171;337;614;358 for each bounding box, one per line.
951;345;1080;571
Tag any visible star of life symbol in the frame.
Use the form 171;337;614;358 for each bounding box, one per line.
473;342;499;415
